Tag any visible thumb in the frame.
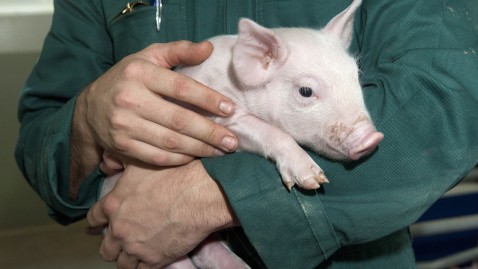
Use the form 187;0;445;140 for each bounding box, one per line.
142;40;214;68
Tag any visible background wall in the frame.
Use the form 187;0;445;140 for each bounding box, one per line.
0;0;54;231
0;1;113;268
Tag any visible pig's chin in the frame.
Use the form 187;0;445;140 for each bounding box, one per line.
308;142;350;161
322;145;350;160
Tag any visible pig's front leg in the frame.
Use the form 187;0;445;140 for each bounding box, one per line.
218;111;328;190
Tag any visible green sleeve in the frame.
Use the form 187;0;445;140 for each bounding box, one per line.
202;0;478;268
14;0;113;224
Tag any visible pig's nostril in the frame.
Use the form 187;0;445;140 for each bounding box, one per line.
348;132;384;160
351;146;376;160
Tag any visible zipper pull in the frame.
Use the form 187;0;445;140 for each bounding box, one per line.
121;1;150;15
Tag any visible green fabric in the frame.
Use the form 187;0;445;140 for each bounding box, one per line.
15;0;478;268
221;227;415;269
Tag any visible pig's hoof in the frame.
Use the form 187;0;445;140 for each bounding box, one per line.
300;177;321;190
285;181;295;191
276;151;327;190
295;166;329;190
315;171;329;184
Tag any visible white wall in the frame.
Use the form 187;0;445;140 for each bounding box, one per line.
0;0;53;53
0;0;53;15
0;0;54;229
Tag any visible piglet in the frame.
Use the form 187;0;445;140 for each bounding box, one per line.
100;0;382;267
178;0;381;190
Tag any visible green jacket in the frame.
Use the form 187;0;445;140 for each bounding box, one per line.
15;0;478;268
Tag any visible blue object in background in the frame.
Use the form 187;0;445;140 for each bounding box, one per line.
413;192;478;266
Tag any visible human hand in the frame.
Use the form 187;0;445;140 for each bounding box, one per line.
75;41;238;168
87;160;238;269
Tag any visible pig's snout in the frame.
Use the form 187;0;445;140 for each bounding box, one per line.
348;125;384;160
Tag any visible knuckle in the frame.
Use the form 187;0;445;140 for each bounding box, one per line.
169;110;188;131
101;196;120;220
170;75;190;99
111;136;129;153
113;89;136;108
161;134;181;150
205;123;221;143
109;222;128;240
149;151;169;166
109;112;126;130
202;90;217;110
99;248;114;261
123;243;146;259
121;61;143;80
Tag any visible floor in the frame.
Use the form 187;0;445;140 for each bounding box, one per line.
0;220;114;269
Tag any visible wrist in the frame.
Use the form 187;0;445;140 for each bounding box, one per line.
174;160;239;233
69;87;102;199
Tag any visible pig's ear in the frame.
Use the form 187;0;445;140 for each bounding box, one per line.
232;18;290;87
323;0;362;49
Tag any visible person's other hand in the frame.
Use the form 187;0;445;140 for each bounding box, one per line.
87;160;238;268
76;41;238;168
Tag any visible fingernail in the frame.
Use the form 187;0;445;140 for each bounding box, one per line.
221;136;237;151
219;101;235;115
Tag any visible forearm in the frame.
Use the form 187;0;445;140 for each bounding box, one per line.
168;160;239;231
15;0;113;223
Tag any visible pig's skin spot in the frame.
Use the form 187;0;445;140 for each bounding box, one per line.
329;122;348;145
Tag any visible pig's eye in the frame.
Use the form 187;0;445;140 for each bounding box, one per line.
298;87;313;97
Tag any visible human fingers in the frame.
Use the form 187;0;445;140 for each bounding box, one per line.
138;42;236;119
140;41;213;69
85;46;237;165
133;94;238;155
117;251;140;269
144;64;236;117
87;200;109;228
107;80;237;159
119;138;195;167
99;227;122;262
